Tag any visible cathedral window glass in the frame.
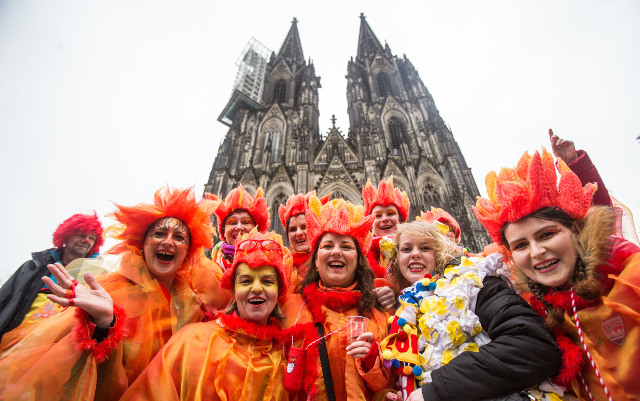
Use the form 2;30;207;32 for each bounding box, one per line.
388;116;405;155
423;183;442;209
270;193;288;237
273;79;287;104
377;73;390;97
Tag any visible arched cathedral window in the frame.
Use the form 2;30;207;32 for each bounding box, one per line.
388;117;405;156
377;73;390;97
423;182;443;209
265;122;282;163
273;79;287;104
270;192;288;238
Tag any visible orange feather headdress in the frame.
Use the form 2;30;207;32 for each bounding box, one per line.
220;228;291;300
362;177;410;222
208;184;270;241
416;207;461;242
305;196;375;254
473;148;596;244
278;191;330;230
105;187;217;271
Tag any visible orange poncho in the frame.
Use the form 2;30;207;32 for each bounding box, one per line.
189;243;233;312
121;313;288;401
283;282;392;401
0;253;202;401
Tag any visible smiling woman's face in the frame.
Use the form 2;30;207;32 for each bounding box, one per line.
372;204;400;237
287;213;310;253
504;215;578;288
315;232;359;288
143;217;189;285
234;263;279;326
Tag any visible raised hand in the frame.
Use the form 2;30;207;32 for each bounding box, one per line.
548;128;578;164
42;263;114;327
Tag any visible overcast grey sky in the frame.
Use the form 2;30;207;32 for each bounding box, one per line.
1;0;638;283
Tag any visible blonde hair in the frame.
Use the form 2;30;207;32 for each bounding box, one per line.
389;220;463;293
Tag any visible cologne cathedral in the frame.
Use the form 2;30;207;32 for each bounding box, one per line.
204;15;490;251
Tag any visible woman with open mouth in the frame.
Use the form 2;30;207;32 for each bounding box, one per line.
122;228;291;400
190;184;270;313
379;219;561;400
475;148;640;400
282;197;393;400
0;187;216;401
278;191;330;292
362;177;411;280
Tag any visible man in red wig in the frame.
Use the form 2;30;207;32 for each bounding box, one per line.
0;212;104;340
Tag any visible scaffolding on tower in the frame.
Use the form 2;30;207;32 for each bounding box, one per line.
219;37;270;126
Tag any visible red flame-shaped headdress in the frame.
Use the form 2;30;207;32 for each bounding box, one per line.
362;177;410;222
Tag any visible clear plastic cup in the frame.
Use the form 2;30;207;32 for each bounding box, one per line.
346;315;369;343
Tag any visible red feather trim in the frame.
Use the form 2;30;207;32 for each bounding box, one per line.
551;330;585;386
292;251;311;270
215;312;283;341
303;283;362;322
367;240;388;279
71;303;128;363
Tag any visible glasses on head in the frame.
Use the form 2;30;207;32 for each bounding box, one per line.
237;239;282;254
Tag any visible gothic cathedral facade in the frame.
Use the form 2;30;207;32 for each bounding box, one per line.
204;15;490;251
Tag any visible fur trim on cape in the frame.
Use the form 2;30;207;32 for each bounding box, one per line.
367;237;391;279
72;303;128;363
303;282;362;322
552;329;585;387
215;312;282;341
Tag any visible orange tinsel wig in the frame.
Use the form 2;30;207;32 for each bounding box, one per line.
362;177;410;222
53;212;104;255
473;148;596;244
208;184;270;242
416;207;461;242
105;187;216;270
278;191;330;230
221;228;291;300
305;196;375;254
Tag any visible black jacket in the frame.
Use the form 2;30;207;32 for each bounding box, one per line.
0;249;57;340
421;276;561;401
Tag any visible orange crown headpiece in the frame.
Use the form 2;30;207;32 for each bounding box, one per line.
105;187;217;270
209;184;270;241
362;177;410;222
278;191;331;230
416;207;461;242
473;149;596;243
305;197;375;254
221;228;291;300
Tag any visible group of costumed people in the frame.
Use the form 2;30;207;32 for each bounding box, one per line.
0;131;638;401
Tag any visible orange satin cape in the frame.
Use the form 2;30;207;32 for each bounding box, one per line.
283;282;392;401
565;252;640;401
121;313;288;401
190;243;233;312
0;252;202;401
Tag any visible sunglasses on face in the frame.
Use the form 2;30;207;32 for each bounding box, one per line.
237;239;282;254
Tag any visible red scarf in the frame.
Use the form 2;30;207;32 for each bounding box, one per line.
303;282;362;322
